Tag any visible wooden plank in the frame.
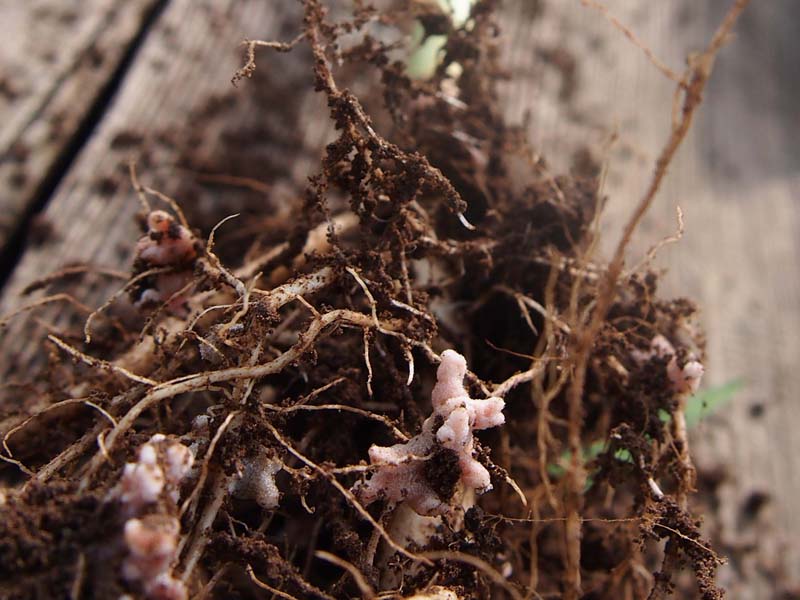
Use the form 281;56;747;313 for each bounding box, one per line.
499;0;799;593
0;0;162;250
671;3;800;593
1;1;797;595
0;0;325;374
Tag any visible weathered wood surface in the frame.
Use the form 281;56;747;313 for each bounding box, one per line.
0;0;162;251
501;1;800;595
0;0;326;371
0;0;797;596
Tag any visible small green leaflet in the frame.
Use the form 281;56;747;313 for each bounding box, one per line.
683;379;743;428
546;380;743;479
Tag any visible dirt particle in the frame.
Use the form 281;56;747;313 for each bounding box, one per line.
741;490;770;520
110;130;144;150
423;447;461;502
94;176;118;197
8;142;30;163
9;169;28;188
749;402;765;418
0;76;20;100
27;214;57;247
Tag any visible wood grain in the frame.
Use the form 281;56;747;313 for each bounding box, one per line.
0;0;797;596
499;0;800;594
0;0;162;250
0;0;326;374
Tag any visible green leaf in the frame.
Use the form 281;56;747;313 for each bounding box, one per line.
546;380;744;480
404;0;476;79
683;379;743;428
406;31;447;80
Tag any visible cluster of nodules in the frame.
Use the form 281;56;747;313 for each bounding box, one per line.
355;350;506;516
111;434;194;600
132;210;200;314
110;429;285;599
106;339;698;595
633;334;704;396
105;339;700;596
352;337;699;517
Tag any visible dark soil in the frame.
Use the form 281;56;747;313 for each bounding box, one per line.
0;1;735;598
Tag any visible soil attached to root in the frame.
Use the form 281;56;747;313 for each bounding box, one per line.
0;1;750;598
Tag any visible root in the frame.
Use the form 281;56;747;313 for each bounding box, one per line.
628;206;684;276
129;162;190;228
48;335;158;386
558;2;751;595
0;1;750;597
181;411;241;520
420;551;523;600
232;33;307;86
21;265;128;296
0;294;92;329
265;420;431;566
264;403;408;442
79;309;404;487
579;0;681;83
83;267;171;343
315;551;376;599
3;398;115;459
179;472;231;584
